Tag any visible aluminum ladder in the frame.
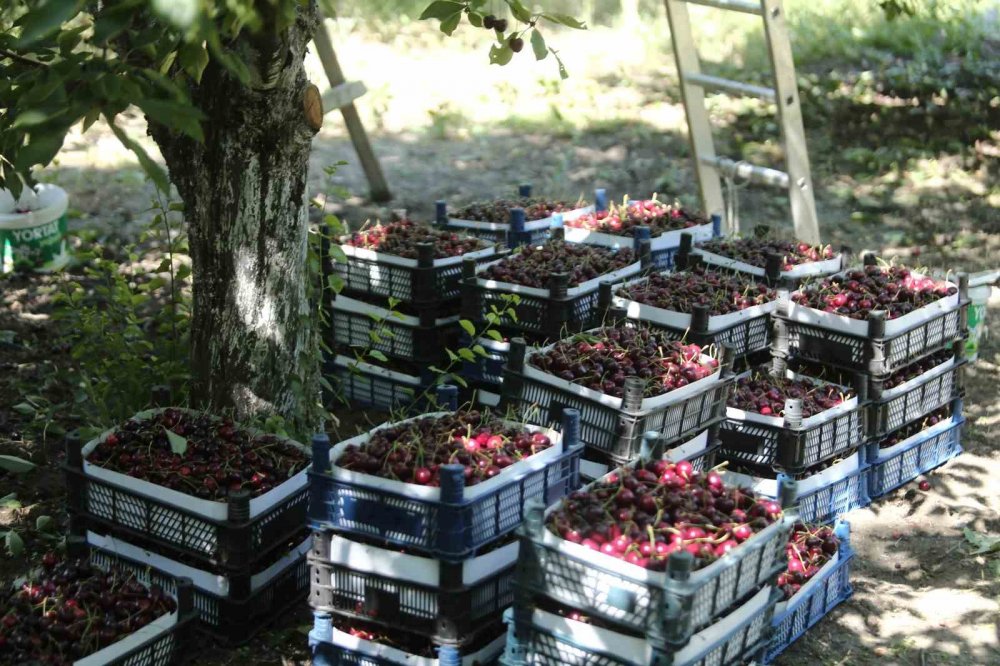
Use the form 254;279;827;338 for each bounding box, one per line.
663;0;820;243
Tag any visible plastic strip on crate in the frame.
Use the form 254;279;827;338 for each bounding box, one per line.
722;450;870;526
765;522;853;663
719;370;867;473
868;406;964;499
515;468;798;641
310;613;507;666
308;410;584;560
64;412;310;570
501;585;779;666
308;532;518;641
86;530;310;645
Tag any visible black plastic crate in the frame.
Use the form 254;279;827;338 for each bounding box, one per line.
868;350;966;439
460;241;649;340
324;353;436;415
331;293;461;364
63;420;309;573
501;337;736;464
772;273;970;376
308;531;517;643
84;528;310;646
327;234;499;307
718;369;869;474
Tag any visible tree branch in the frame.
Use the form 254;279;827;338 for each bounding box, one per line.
0;48;49;68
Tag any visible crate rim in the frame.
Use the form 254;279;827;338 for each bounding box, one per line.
692;247;844;280
472;253;643;300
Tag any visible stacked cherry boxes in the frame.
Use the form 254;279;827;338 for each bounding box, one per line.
321;213;501;414
63;405;314;644
305;386;586;665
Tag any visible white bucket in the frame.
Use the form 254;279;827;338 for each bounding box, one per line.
966;274;997;362
0;183;70;273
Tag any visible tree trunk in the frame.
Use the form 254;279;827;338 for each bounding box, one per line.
150;7;322;430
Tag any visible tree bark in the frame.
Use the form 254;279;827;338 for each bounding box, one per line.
150;6;322;430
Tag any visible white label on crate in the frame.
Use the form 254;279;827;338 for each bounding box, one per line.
328;413;564;501
74;610;178;666
474;256;642;299
725;369;858;430
666;429;711;462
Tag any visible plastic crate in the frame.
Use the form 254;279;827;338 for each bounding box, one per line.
501;585;780;666
308;409;584;561
579;428;719;481
460;246;645;340
513;470;797;642
85;529;310;646
331;294;461;364
501;335;735;464
869;352;965;439
460;334;511;388
437;186;596;248
718;369;868;474
867;402;964;498
325;353;434;414
63;409;310;571
57;539;196;666
309;531;518;642
773;272;969;376
563;212;720;271
310;613;507;666
722;450;870;525
689;248;844;286
607;278;778;359
764;522;854;663
331;237;498;307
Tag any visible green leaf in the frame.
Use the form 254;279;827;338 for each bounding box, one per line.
507;0;533;23
165;429;188;455
0;493;21;510
12;403;35;416
467;12;483;28
530;29;548;61
452;375;468;388
459;320;476;337
136;99;205;142
486;329;505;342
12;110;50;129
326;274;345;293
329;244;348;264
15;133;65;172
964;528;1000;555
542;13;586;29
35;515;55;532
439;11;462;36
81;108;101;133
420;1;464;20
0;456;36;474
15;0;82;46
108;119;170;192
151;0;199;30
5;530;24;557
369;350;388;362
472;344;488;357
446;348;459;362
178;42;210;84
489;43;514;66
458;348;476;362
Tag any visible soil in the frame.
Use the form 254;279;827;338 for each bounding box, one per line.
2;22;998;666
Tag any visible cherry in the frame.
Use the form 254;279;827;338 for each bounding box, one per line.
509;36;524;52
567;198;707;238
345;220;486;259
697;237;835;271
918;479;931;491
481;241;636;289
454;196;577;224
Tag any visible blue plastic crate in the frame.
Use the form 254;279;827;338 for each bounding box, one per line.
867;404;964;498
500;585;780;666
310;612;505;666
308;410;585;561
722;449;871;526
765;522;854;663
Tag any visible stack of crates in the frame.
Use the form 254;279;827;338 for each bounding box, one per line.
305;387;586;665
63;404;313;645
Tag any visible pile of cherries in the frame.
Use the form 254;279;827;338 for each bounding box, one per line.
335;410;552;486
346;220;486;259
730;371;851;418
87;409;309;500
617;268;777;315
697;237;836;271
453;197;577;224
879;406;951;449
0;556;176;665
780;523;840;599
882;348;954;390
529;327;718;399
565;199;707;237
480;242;636;288
547;461;782;570
791;265;957;320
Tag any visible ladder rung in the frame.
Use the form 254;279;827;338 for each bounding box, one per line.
322;81;367;114
683;73;775;101
700;156;790;188
683;0;763;15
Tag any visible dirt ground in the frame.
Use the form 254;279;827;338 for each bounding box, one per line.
2;16;999;666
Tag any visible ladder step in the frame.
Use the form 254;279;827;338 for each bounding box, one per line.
322;81;367;114
683;73;776;101
683;0;763;15
700;156;790;189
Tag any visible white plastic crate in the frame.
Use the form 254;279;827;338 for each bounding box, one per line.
692;248;843;281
